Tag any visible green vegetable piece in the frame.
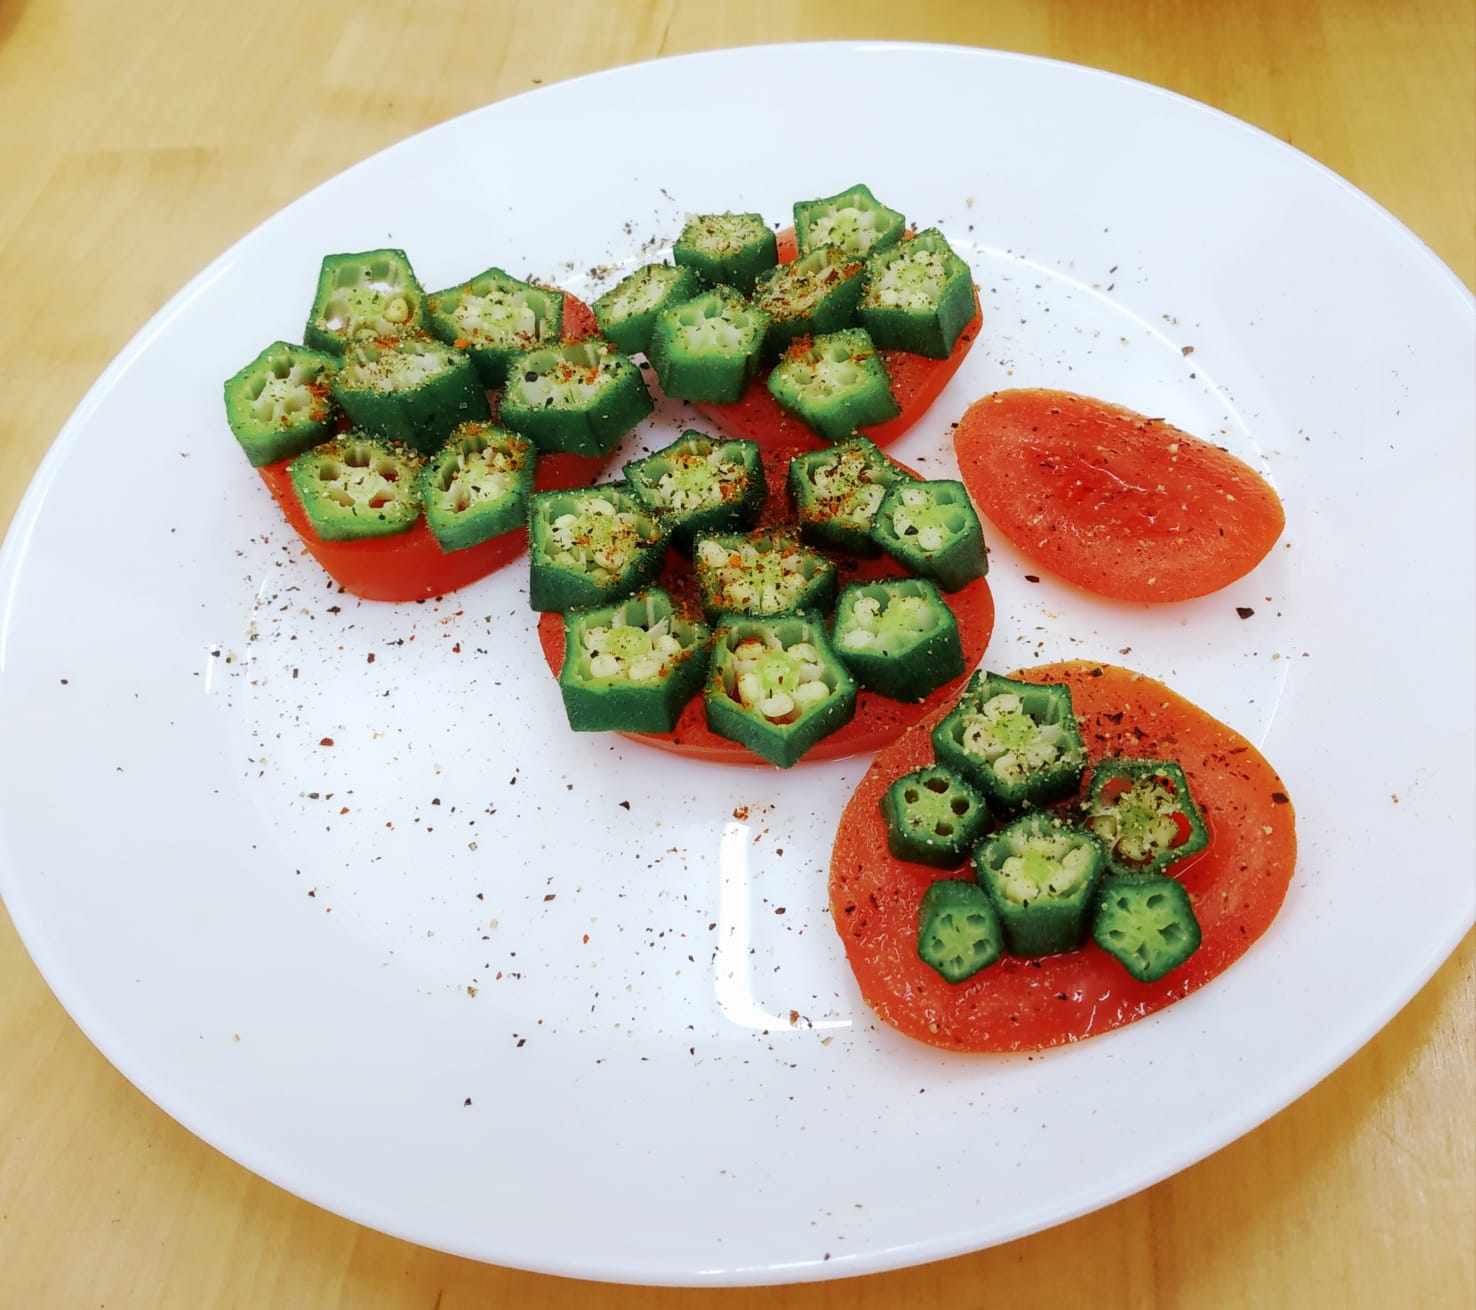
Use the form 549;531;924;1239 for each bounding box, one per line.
672;212;778;293
558;589;711;733
1084;759;1211;878
500;339;654;458
785;436;916;556
622;430;766;552
1092;875;1203;982
527;483;667;612
647;285;770;404
287;433;423;542
704;612;857;768
871;478;988;592
691;529;836;621
879;764;991;869
831;577;964;702
766;328;899;443
932;671;1088;814
916;879;1004;984
858;228;977;359
331;332;491;456
222;341;339;467
417;421;536;552
591;262;703;356
304;248;426;355
974;813;1107;958
425;266;564;389
793;183;906;259
752;245;866;359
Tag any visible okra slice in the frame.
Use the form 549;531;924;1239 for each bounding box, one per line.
785;436;916;555
417;421;535;552
704;612;857;768
858;228;976;359
916;879;1004;984
500;339;654;458
672;211;778;293
974;813;1107;958
622;430;765;551
647;285;770;404
591;262;703;356
287;432;422;542
304;248;426;355
752;245;866;359
871;478;988;592
767;328;899;443
527;483;667;612
691;529;837;621
223;340;339;467
793;183;906;259
932;671;1088;814
831;578;964;702
558;589;711;733
332;332;491;456
425;266;564;389
880;764;991;869
1092;875;1202;983
1084;759;1211;878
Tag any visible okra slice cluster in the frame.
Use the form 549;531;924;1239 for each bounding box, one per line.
786;437;917;556
592;263;702;356
877;671;1208;986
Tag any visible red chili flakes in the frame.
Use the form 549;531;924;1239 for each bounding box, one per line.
319;737;335;746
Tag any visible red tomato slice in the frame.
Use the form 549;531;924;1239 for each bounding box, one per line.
829;661;1297;1052
534;444;997;765
692;229;983;453
253;291;613;602
954;389;1285;602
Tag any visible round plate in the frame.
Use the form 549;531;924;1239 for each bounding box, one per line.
0;43;1471;1286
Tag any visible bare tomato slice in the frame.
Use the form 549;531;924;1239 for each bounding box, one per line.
954;389;1285;602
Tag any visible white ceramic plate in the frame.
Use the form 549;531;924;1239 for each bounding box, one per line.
1;43;1471;1287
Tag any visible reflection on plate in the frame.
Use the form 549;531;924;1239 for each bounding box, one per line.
0;43;1471;1286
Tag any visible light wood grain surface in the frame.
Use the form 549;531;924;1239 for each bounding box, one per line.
1;3;1472;1306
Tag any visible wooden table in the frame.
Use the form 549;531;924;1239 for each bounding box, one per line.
1;4;1471;1305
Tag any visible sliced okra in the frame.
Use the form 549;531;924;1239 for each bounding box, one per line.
879;764;991;869
425;266;564;389
766;328;899;443
622;430;766;551
916;879;1004;984
223;340;339;467
417;421;536;552
691;529;836;621
752;245;866;359
931;671;1088;814
703;611;857;768
974;813;1107;958
647;285;770;404
831;577;964;702
558;589;711;734
287;432;423;542
858;228;977;359
793;183;906;259
527;483;667;612
1092;875;1202;982
591;262;703;356
672;211;778;293
785;436;916;556
331;332;491;456
500;339;654;458
871;478;988;592
304;248;426;355
1084;758;1211;878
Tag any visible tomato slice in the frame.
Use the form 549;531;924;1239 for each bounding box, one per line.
252;291;613;603
534;444;997;765
829;661;1297;1052
953;389;1285;603
692;229;983;453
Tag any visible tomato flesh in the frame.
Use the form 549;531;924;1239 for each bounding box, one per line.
954;389;1285;602
829;661;1297;1052
692;229;983;453
535;444;997;765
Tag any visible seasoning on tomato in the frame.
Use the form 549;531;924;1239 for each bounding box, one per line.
953;388;1286;603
